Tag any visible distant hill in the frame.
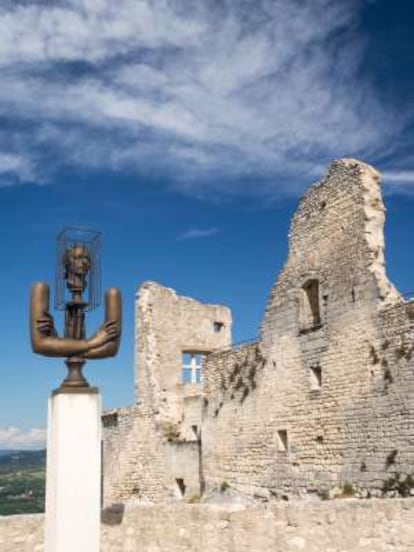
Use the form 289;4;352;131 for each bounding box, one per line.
0;450;46;515
0;450;46;473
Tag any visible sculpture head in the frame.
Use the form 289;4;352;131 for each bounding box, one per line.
63;245;91;293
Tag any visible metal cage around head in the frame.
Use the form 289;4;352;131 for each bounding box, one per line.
55;227;102;311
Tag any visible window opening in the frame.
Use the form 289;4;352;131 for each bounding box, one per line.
213;321;224;333
182;352;202;384
276;430;289;452
309;364;322;389
301;279;321;328
175;478;186;497
351;287;356;303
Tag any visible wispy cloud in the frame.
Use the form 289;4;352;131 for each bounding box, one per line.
383;171;414;184
0;153;38;186
178;226;219;240
381;170;414;195
0;426;46;450
0;0;411;197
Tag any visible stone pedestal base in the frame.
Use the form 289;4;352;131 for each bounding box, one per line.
45;389;102;552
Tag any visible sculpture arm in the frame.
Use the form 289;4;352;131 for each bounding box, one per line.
30;282;114;357
84;288;122;359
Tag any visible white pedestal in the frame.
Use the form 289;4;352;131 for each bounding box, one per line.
45;389;102;552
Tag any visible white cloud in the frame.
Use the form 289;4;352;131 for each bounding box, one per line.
0;1;202;65
383;171;414;185
0;0;411;197
381;170;414;195
0;153;38;185
0;426;46;450
178;227;219;240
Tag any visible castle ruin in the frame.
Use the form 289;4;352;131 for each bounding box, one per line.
102;158;414;506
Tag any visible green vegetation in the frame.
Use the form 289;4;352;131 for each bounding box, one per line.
0;450;46;515
159;421;181;442
382;472;414;497
220;481;230;493
340;482;355;498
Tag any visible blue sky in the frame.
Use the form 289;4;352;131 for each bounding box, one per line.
0;0;413;449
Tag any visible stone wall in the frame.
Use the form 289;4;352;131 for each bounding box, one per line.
135;281;231;421
102;406;167;505
201;159;414;500
0;514;44;552
102;158;414;506
2;499;414;551
102;282;231;505
102;404;202;505
202;341;268;495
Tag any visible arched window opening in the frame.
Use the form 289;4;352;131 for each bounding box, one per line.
301;279;321;329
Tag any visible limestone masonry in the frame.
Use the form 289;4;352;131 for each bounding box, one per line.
102;158;414;506
2;499;414;552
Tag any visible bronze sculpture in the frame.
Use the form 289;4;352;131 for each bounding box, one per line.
30;230;121;389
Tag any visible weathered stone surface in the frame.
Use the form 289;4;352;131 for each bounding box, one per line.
135;281;231;420
0;514;44;552
202;159;414;499
103;158;414;505
1;499;414;552
102;282;231;505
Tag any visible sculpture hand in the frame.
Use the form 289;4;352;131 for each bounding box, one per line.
88;320;120;350
82;288;122;359
31;282;122;359
36;311;58;337
31;282;101;357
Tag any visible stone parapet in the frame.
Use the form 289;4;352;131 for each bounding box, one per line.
2;499;414;552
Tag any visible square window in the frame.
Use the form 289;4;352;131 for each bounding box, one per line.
276;430;289;452
213;321;224;333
